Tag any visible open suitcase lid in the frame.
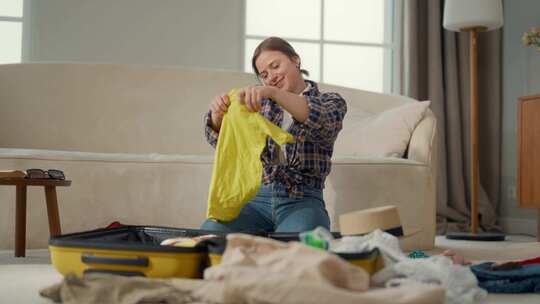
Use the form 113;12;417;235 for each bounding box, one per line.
49;225;218;253
49;225;342;254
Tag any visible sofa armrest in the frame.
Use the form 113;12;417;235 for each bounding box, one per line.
407;109;437;165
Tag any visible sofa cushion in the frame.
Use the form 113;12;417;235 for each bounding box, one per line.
334;101;431;158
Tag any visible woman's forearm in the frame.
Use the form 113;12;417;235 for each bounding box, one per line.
271;88;310;122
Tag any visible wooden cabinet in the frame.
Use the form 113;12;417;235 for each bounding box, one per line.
518;94;540;208
518;94;540;240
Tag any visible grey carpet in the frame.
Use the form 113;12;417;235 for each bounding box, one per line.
0;249;51;265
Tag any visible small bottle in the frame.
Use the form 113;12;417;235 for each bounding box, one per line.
299;226;334;250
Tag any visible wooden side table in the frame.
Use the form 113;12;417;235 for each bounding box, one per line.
0;178;71;257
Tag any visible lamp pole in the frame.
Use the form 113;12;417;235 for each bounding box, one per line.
468;27;482;234
443;0;505;242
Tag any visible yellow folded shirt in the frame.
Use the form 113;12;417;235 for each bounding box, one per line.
206;89;295;222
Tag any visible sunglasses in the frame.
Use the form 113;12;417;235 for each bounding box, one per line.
26;169;66;180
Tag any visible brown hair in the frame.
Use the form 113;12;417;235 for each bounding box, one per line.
251;37;309;78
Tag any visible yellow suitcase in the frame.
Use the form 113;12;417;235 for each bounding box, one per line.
334;248;384;275
49;226;215;278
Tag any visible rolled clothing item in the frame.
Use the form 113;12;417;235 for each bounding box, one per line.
161;234;219;247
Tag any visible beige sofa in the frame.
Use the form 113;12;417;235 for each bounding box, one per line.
0;63;437;251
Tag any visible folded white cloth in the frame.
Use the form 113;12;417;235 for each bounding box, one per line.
331;229;408;266
371;255;487;304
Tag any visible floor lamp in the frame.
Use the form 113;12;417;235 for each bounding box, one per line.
443;0;506;241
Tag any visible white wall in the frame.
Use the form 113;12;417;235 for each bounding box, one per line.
500;0;540;235
25;0;244;70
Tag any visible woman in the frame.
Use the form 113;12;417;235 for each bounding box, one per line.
200;37;347;233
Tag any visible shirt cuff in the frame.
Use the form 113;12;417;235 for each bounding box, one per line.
204;111;219;148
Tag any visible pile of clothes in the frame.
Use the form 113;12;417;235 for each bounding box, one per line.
40;229;540;304
330;229;486;304
42;231;445;304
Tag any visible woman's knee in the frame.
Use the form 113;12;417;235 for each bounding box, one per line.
200;219;231;232
275;206;330;232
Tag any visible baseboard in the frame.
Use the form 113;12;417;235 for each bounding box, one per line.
499;217;538;237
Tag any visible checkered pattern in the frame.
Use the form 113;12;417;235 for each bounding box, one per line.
204;80;347;197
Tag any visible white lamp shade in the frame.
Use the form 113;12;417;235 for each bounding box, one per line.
443;0;503;32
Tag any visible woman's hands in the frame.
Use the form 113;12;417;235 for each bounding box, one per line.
208;86;277;131
238;85;276;112
209;93;230;131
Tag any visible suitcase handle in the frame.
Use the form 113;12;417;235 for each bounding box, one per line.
81;253;149;267
84;268;145;277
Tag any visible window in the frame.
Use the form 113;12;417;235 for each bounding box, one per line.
244;0;401;93
0;0;23;64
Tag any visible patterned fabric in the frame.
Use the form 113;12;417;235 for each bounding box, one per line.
204;80;347;198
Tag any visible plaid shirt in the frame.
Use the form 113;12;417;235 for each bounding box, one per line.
204;80;347;198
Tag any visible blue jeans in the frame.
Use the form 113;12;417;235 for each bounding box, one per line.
200;183;330;233
471;262;540;293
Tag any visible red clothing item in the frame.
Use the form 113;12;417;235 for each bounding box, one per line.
105;221;125;229
517;256;540;266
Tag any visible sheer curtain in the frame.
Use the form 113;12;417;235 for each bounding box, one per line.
401;0;502;233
